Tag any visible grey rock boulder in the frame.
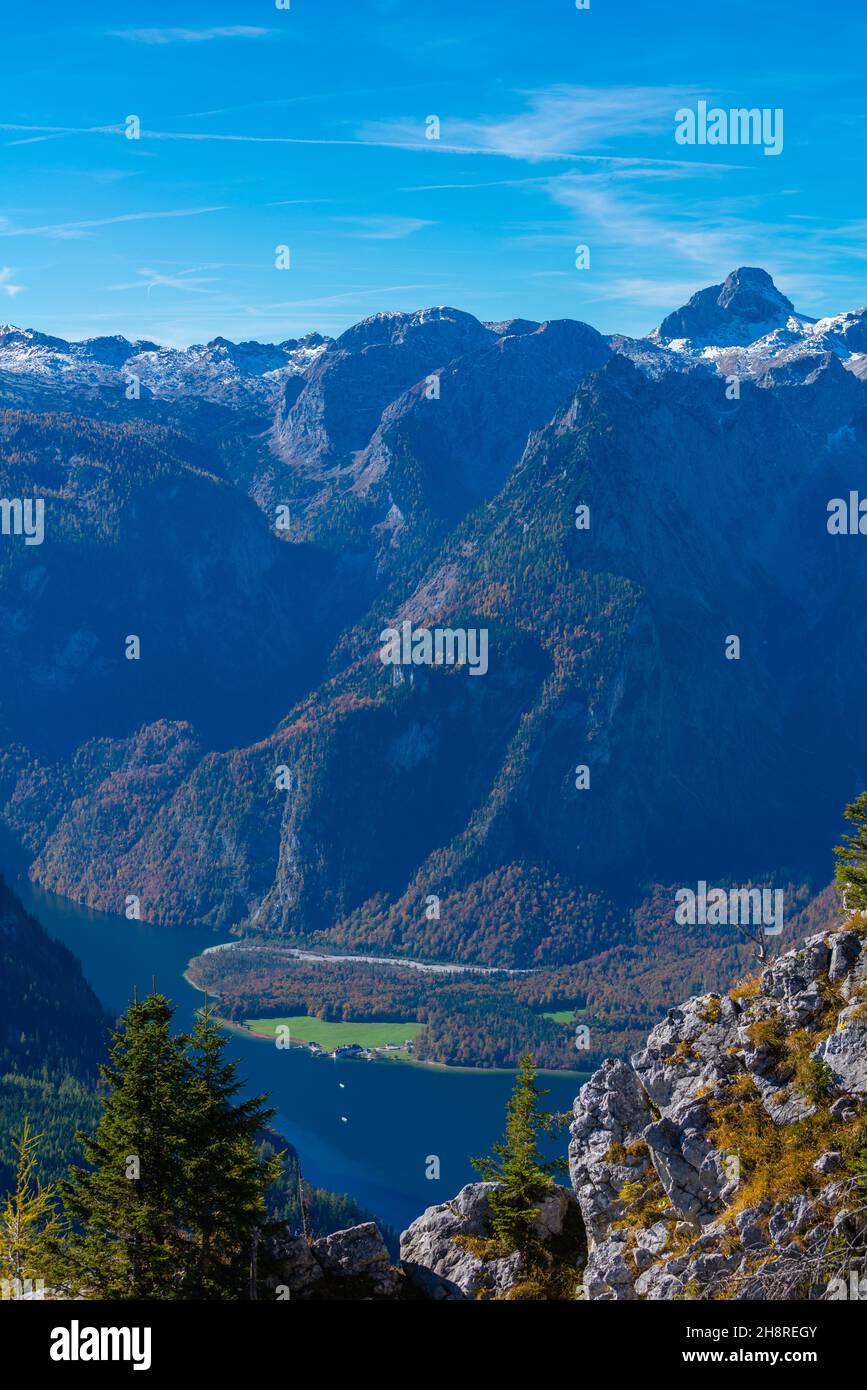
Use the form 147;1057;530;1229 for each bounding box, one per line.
642;1114;726;1225
813;1151;844;1175
400;1180;582;1300
814;1004;867;1095
581;1233;637;1300
400;1182;520;1300
759;937;831;1029
829;931;862;983
264;1234;325;1299
312;1222;399;1298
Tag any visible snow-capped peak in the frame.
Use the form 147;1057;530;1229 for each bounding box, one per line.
651;267;803;348
645;269;867;383
0;324;331;413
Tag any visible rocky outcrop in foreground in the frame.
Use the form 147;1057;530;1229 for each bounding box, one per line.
268;922;867;1300
400;1181;582;1300
569;922;867;1299
266;1185;583;1300
264;1222;401;1300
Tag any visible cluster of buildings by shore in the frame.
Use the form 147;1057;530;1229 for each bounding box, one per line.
306;1039;415;1062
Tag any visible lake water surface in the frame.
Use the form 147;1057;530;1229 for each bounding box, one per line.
16;878;587;1234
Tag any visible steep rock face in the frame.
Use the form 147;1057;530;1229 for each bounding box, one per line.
569;1059;654;1246
274;307;495;473
0;411;335;757
0;874;109;1078
346;317;612;570
569;922;867;1299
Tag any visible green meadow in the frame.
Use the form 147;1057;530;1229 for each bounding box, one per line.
243;1015;421;1050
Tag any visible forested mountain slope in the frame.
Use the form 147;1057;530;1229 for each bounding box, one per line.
1;272;865;991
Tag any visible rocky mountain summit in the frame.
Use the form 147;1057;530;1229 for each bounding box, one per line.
649;266;867;382
270;919;867;1299
651;266;800;346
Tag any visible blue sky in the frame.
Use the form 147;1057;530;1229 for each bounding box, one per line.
1;0;865;346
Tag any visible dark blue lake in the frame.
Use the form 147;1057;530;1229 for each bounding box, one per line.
16;878;587;1234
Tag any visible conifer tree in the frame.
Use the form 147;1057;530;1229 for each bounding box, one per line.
58;993;190;1298
182;1000;279;1298
53;991;281;1299
471;1052;566;1259
0;1119;64;1298
834;791;867;911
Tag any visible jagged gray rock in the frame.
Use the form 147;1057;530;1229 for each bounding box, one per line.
400;1181;581;1300
567;1058;653;1244
569;924;867;1300
264;1222;397;1300
814;1003;867;1094
400;1183;524;1300
263;1233;325;1299
312;1222;399;1297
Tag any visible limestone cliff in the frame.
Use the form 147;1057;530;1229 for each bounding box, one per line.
568;918;867;1299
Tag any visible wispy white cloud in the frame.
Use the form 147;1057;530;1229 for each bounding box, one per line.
0;267;24;297
108;267;221;295
335;216;434;240
540;169;740;265
111;27;271;45
0;123;122;141
179;83;430;120
0;206;227;240
402;175;555;193
579;275;717;311
0;121;433;153
0;103;732;168
359;86;705;161
6;132;75;147
400;156;737;195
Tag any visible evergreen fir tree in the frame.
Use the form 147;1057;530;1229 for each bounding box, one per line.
182;1000;280;1298
57;993;190;1298
0;1118;64;1298
51;991;282;1299
471;1052;566;1259
834;791;867;911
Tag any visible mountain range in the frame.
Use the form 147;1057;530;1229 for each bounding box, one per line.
1;267;866;1023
